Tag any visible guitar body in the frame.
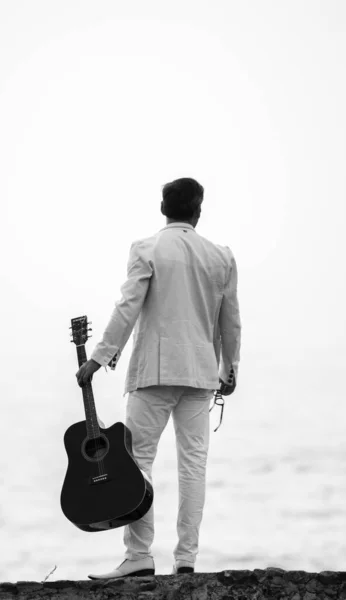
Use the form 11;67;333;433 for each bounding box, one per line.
60;420;154;532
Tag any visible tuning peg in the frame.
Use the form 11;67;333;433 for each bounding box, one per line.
88;327;92;331
87;321;92;325
70;340;74;343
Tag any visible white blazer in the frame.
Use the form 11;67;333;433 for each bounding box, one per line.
90;222;241;397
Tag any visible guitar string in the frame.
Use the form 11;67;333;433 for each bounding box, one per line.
86;380;103;477
79;341;103;477
92;378;105;476
88;382;102;475
75;329;104;479
85;336;105;476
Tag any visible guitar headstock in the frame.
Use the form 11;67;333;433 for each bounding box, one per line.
70;316;92;346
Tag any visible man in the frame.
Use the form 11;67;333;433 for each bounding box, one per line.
76;177;241;579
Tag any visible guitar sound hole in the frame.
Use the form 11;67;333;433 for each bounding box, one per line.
84;436;108;460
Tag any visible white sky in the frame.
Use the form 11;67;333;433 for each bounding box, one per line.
1;0;345;416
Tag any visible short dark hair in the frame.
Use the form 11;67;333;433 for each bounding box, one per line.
161;177;204;220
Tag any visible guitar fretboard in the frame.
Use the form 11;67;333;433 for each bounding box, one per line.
76;344;101;439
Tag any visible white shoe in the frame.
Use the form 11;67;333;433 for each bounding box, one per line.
88;557;155;580
171;560;195;574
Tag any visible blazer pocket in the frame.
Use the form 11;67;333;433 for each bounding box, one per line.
159;337;218;385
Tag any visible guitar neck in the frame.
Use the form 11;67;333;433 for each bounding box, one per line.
76;344;100;439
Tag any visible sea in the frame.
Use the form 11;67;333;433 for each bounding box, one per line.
1;356;346;583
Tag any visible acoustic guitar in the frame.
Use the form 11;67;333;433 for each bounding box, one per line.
60;315;154;532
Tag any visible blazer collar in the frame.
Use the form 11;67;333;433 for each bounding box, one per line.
159;222;196;232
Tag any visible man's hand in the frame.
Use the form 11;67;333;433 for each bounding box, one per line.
76;359;101;387
219;376;236;396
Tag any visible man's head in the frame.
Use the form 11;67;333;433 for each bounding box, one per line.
161;177;204;228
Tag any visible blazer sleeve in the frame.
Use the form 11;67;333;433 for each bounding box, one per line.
218;248;242;386
90;239;153;369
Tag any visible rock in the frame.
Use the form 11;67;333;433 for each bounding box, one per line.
0;568;345;599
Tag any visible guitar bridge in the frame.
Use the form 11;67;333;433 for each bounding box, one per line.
89;474;109;485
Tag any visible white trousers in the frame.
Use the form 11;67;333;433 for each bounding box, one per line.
123;384;214;565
